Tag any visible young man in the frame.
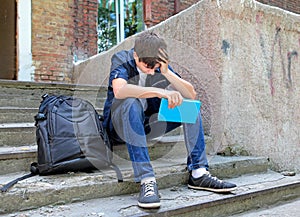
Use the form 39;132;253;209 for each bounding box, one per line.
103;31;237;209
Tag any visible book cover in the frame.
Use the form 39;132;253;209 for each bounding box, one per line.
158;98;201;124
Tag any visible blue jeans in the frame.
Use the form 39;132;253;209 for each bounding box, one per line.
108;98;208;182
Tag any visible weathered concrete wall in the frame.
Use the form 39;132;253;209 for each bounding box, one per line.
74;0;300;172
216;1;300;173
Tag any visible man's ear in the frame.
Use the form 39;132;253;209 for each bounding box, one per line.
133;52;139;61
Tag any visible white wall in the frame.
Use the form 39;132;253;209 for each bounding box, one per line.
18;0;34;81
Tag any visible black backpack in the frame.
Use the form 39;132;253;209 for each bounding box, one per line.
1;94;123;192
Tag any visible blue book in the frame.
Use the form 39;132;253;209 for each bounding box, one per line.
158;98;201;124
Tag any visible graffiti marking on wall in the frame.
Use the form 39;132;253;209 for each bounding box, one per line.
269;27;285;96
221;40;230;55
287;51;298;88
258;24;298;96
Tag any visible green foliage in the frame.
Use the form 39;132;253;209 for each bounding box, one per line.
98;0;143;53
97;7;117;53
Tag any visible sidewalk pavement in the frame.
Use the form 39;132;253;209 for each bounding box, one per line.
230;198;300;217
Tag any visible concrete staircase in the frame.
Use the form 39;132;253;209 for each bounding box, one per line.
0;80;299;216
0;80;107;175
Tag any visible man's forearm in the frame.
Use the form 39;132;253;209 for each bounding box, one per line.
114;82;185;109
114;84;165;99
163;69;196;99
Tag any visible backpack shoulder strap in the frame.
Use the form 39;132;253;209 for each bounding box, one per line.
110;163;123;182
0;163;39;192
34;94;59;124
0;173;36;192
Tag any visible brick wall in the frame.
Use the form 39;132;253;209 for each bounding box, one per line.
143;0;207;27
73;0;98;61
144;0;175;27
177;0;200;12
144;0;300;27
32;0;98;83
256;0;300;14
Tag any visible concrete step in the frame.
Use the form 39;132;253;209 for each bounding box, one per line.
0;107;37;123
0;80;107;108
229;198;300;217
0;116;183;147
1;170;299;217
0;123;36;147
0;105;103;146
0;145;37;175
0;107;103;124
0;155;270;215
0;134;207;175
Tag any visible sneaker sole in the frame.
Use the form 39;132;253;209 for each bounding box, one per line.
138;201;161;209
188;184;237;193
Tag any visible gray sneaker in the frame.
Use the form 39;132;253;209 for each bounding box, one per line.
188;172;237;193
138;181;161;209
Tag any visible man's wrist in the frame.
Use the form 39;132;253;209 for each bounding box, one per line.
161;68;171;76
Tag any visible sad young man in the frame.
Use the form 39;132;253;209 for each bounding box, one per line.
102;31;237;209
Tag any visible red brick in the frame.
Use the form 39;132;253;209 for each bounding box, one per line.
32;0;98;83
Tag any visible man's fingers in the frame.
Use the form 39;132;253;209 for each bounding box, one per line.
167;92;183;108
167;96;175;108
158;49;169;63
158;57;167;64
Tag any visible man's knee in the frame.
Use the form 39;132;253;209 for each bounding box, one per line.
111;98;145;126
111;98;146;143
113;98;143;114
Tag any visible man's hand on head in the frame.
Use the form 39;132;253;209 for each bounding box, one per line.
158;48;169;75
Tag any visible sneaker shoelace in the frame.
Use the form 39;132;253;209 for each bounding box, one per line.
206;173;223;183
144;181;156;197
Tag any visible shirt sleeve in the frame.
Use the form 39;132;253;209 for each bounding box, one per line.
168;65;181;78
108;52;130;88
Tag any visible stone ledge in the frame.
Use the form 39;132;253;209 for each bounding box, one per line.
0;155;269;214
0;80;105;91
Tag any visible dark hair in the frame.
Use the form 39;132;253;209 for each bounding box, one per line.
134;31;167;69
